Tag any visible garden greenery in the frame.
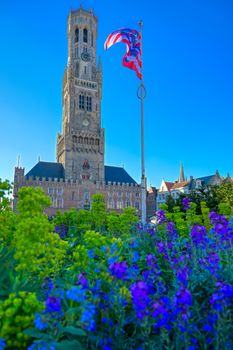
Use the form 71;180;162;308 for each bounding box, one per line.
0;179;232;349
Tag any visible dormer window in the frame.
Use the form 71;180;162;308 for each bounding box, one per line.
75;28;79;43
83;28;88;43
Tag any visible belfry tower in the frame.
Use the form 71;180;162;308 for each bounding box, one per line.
56;6;104;181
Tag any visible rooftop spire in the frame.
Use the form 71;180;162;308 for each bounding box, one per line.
179;160;185;182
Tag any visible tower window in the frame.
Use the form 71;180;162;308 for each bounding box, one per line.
91;32;94;47
83;28;88;43
75;62;79;77
75;28;79;43
79;95;85;110
86;96;92;111
75;47;78;58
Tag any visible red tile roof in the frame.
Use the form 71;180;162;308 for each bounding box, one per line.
164;182;174;191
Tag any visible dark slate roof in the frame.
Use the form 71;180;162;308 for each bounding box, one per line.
26;162;65;181
25;162;137;184
104;165;137;185
189;175;219;191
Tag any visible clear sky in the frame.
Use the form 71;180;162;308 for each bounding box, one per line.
0;0;233;187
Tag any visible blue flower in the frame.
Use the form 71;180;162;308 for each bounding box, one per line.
28;342;56;350
45;296;61;313
81;303;96;331
66;286;86;302
0;338;6;350
34;313;48;330
88;249;95;258
132;251;139;262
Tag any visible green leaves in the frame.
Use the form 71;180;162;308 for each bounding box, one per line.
56;340;85;350
24;328;44;338
63;326;86;336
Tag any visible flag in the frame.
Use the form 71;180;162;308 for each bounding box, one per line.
104;28;142;79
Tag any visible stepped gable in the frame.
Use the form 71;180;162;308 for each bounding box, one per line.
105;165;137;185
26;161;65;180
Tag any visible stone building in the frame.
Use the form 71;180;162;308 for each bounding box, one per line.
13;6;141;216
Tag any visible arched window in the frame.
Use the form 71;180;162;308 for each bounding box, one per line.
72;135;77;143
75;62;79;77
95;139;99;146
84;137;88;145
75;28;79;43
83;28;88;43
91;32;94;47
79;95;85;110
86;96;92;111
90;138;94;145
78;136;83;144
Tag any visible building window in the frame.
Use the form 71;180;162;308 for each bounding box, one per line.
75;62;79;77
83;28;88;43
72;191;75;200
126;200;131;207
79;95;85;110
107;200;114;209
75;47;78;59
91;32;94;46
52;197;57;208
84;191;90;201
48;187;54;195
135;201;140;210
135;192;140;198
86;96;92;111
117;201;123;209
78;136;83;144
75;28;79;42
57;198;63;209
57;188;63;195
84;66;87;75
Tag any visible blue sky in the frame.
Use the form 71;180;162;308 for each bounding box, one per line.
0;0;233;187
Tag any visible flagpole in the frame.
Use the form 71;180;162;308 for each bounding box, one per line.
137;21;146;225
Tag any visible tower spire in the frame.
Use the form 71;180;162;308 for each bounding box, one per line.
179;160;185;182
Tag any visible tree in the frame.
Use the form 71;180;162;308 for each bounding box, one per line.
90;193;107;231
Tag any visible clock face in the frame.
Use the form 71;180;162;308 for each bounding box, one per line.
82;118;89;127
81;51;90;62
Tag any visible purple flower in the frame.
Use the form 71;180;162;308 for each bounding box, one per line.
147;254;156;267
130;281;150;320
77;273;88;288
210;281;233;310
182;197;191;211
152;296;172;330
174;287;192;320
156;210;166;224
157;241;165;254
109;261;128;280
177;267;189;286
191;225;207;246
54;224;67;239
45;296;61;313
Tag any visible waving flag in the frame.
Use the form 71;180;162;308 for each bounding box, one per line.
104;28;142;79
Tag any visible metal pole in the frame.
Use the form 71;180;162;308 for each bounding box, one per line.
137;21;146;225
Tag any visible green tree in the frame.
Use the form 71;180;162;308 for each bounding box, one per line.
0;179;15;244
13;187;68;278
215;182;233;209
90;193;107;231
